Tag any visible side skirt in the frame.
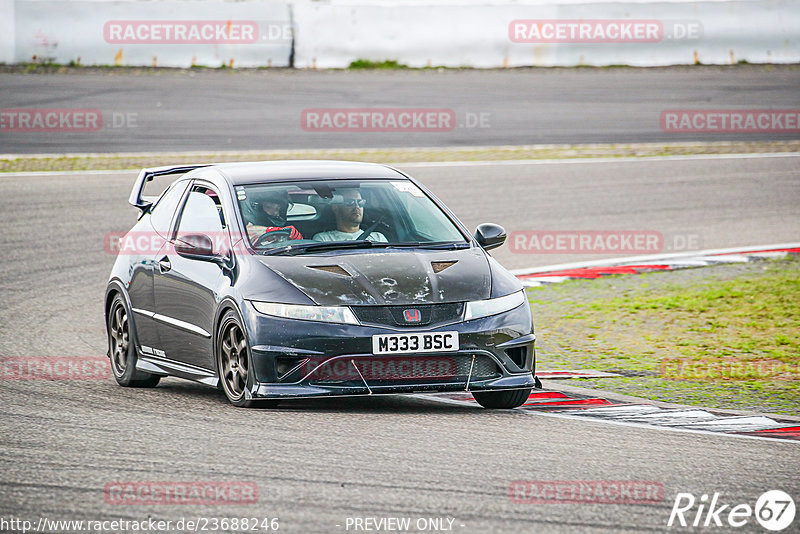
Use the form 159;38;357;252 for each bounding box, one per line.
136;353;219;387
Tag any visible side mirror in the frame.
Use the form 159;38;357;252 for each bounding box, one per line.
175;234;216;259
474;223;507;251
174;233;235;274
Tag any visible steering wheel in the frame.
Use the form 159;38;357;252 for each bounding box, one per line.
357;215;388;241
256;228;293;247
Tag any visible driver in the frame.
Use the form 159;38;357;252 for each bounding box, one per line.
246;190;302;246
313;189;387;242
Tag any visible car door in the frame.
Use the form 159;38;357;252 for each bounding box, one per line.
152;182;230;372
128;180;189;356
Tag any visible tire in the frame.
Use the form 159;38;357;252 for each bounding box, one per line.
216;310;278;408
107;294;161;388
472;388;531;409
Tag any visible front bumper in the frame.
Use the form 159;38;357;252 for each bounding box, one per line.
240;300;536;400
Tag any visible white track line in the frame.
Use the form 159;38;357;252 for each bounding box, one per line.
396;152;800;167
414;393;798;444
0;169;137;177
532;411;799;444
537;370;622;378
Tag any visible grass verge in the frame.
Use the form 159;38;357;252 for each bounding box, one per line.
348;59;409;69
2;141;799;173
528;255;800;415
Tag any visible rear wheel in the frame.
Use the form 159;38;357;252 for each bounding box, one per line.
217;310;278;408
472;388;531;409
107;294;161;388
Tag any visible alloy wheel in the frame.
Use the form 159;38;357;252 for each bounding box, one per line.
220;320;249;399
109;302;129;376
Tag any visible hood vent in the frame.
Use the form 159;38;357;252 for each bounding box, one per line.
431;261;457;273
308;264;352;277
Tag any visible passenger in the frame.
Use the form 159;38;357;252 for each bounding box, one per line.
313;189;387;242
246;190;302;245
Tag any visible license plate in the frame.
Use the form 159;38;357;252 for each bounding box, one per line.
372;332;459;355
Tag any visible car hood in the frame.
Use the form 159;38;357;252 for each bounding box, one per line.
258;247;491;306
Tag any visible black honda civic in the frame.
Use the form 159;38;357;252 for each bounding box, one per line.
105;161;537;408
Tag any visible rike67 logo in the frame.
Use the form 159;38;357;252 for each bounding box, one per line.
668;490;795;531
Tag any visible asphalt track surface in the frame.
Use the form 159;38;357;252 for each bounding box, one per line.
1;156;799;533
1;66;800;154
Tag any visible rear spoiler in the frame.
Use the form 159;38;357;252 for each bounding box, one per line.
129;164;212;213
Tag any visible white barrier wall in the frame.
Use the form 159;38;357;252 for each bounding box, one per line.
11;0;293;67
292;0;800;68
3;0;799;68
0;0;14;64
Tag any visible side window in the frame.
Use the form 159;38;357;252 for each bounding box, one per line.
150;181;188;236
175;185;227;245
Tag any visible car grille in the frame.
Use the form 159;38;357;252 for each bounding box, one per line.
307;354;499;385
351;303;464;327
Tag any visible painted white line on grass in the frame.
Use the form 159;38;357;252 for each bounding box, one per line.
537;370;622;379
511;243;800;276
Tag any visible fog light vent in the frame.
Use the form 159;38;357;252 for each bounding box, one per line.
505;346;527;368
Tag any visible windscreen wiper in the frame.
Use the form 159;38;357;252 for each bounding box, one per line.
386;242;471;250
262;240;389;256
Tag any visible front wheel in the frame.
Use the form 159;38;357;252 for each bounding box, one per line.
107;294;161;388
472;388;531;409
216;310;278;408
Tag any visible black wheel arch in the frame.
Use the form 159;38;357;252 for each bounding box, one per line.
213;298;257;402
213;298;251;377
105;280;140;358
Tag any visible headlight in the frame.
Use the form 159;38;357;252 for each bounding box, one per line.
250;301;359;325
464;291;526;321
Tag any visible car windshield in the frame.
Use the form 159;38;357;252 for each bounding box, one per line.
235;179;468;253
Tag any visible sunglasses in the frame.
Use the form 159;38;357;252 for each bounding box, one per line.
339;198;366;208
